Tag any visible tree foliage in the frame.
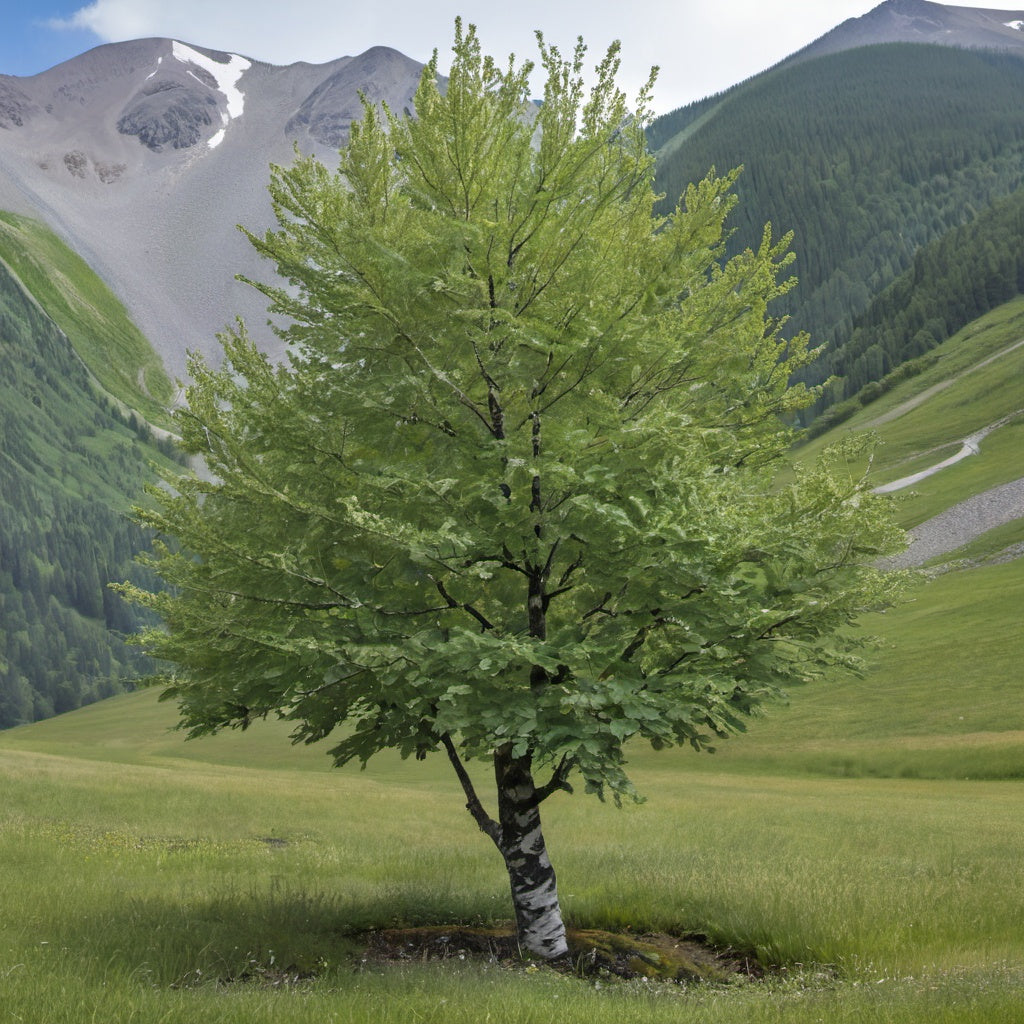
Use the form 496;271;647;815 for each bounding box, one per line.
124;23;905;955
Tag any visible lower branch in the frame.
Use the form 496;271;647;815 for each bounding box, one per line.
533;754;575;804
441;733;500;843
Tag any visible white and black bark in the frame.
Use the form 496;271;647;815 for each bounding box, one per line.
442;736;570;960
493;747;568;959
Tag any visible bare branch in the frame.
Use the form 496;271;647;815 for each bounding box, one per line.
758;614;801;639
432;576;495;632
557;552;585;588
534;754;575;804
441;734;500;843
582;592;614;620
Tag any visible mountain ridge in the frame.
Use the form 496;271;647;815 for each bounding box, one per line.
794;0;1024;64
649;0;1024;141
0;38;425;377
3;4;1024;380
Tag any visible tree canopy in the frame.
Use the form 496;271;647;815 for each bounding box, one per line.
124;22;905;958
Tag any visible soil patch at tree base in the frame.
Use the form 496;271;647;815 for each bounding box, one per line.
363;925;765;984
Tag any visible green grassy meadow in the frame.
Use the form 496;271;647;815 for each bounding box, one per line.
2;686;1024;1023
795;296;1024;530
1;297;1022;1019
2;538;1023;1023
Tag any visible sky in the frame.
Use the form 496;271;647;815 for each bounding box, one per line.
3;1;1024;114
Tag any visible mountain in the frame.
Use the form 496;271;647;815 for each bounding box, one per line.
648;0;1024;147
807;185;1024;435
794;0;1024;63
649;42;1024;416
0;39;424;379
1;8;1022;388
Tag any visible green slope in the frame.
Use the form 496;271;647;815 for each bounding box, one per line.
651;44;1024;413
809;184;1024;411
0;223;176;727
797;295;1024;530
0;210;174;429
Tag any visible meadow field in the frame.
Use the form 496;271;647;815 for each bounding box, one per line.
1;554;1022;1024
1;300;1022;1022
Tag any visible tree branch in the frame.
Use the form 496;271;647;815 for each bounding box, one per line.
431;577;495;631
582;591;614;620
757;613;801;639
441;734;500;843
533;754;575;804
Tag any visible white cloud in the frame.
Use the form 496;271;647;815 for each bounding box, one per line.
48;0;166;40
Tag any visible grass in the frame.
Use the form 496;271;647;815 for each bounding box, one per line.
794;297;1024;528
0;210;174;428
2;720;1024;1021
2;546;1024;1024
678;556;1024;780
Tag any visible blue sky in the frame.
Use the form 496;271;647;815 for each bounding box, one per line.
4;1;1024;113
1;2;98;77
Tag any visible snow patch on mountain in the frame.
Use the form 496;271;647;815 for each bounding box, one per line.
1004;20;1024;31
171;41;251;148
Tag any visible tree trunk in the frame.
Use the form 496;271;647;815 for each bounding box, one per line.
494;749;569;960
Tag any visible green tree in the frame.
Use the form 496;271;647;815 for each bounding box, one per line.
124;24;904;959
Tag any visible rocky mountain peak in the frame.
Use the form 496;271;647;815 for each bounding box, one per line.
0;39;426;377
796;0;1024;62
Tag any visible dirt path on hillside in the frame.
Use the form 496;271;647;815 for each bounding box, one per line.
873;411;1024;493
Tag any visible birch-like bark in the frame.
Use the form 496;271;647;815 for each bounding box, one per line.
443;738;569;959
495;748;569;959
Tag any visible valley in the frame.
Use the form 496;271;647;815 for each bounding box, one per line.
0;1;1022;1020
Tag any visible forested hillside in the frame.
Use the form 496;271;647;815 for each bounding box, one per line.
809;184;1024;432
0;256;166;727
650;44;1024;412
0;212;174;428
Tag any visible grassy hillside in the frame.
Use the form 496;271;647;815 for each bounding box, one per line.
0;615;1019;1018
0;656;1022;1021
0;210;174;429
796;295;1024;529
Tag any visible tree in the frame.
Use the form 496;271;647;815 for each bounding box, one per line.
123;23;905;960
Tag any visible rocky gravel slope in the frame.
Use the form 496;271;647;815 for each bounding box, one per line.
883;476;1024;568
